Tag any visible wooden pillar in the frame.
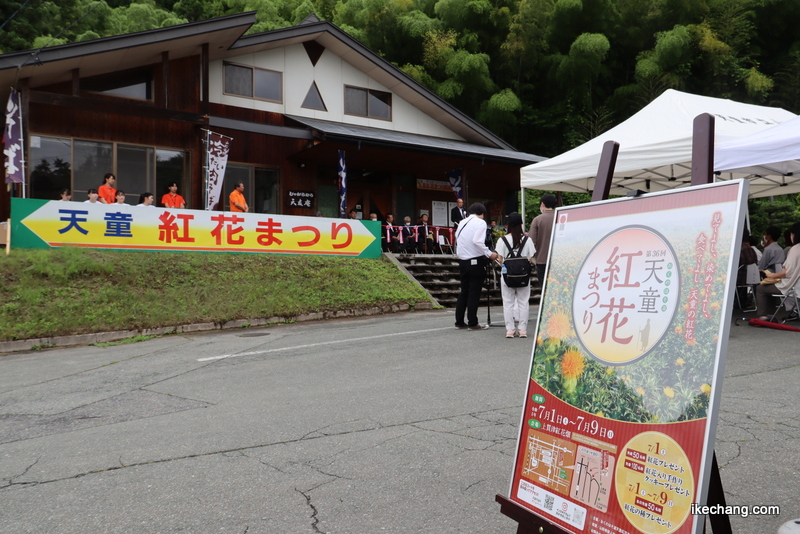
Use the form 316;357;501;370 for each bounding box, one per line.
161;51;169;109
19;78;30;199
201;43;209;116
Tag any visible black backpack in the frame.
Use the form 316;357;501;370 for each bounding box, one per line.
501;236;531;288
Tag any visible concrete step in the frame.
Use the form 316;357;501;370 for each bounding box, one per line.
391;253;541;308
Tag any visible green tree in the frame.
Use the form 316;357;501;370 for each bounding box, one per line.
524;189;591;219
500;0;553;93
404;27;496;112
173;0;225;22
1;0;84;53
770;50;800;113
555;33;611;107
106;2;186;34
333;0;419;63
476;87;522;140
748;196;800;244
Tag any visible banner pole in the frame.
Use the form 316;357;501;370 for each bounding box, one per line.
203;129;210;210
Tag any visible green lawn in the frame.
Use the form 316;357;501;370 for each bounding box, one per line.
0;248;430;341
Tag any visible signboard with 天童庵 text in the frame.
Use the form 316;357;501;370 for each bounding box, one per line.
11;198;381;258
508;180;748;534
287;190;315;209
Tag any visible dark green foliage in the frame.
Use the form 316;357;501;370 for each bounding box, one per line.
524;189;592;221
747;196;800;245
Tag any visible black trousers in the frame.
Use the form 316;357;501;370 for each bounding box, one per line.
536;263;547;290
455;256;488;327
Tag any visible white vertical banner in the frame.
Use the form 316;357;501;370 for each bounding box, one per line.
205;131;231;210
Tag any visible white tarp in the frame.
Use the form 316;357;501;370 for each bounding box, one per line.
715;115;800;197
520;89;797;198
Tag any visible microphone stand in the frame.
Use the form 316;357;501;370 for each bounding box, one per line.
486;256;504;327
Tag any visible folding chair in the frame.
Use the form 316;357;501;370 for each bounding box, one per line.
735;264;759;312
438;234;454;254
768;284;800;323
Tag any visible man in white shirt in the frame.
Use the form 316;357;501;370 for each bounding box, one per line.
454;202;500;330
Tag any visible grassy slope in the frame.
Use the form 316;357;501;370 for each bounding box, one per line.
0;248;430;341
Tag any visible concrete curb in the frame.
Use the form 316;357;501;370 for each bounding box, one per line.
0;301;435;355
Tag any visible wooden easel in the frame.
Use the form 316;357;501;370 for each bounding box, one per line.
497;115;731;534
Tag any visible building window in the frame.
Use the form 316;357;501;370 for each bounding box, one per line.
73;140;113;197
117;145;154;204
29;136;71;201
223;164;279;214
344;86;391;120
28;136;188;205
224;63;283;103
117;146;187;205
82;67;153;100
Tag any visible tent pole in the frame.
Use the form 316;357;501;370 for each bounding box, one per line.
692;113;715;186
592;141;619;202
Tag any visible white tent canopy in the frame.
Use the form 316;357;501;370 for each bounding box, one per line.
520;89;797;199
715;114;800;197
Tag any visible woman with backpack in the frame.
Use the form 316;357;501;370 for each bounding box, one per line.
495;212;536;338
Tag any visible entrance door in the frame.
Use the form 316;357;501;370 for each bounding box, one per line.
317;184;338;217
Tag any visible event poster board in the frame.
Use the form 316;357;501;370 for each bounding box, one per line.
432;201;448;228
10;198;381;258
508;181;748;534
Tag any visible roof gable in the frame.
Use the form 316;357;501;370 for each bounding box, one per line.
223;19;515;150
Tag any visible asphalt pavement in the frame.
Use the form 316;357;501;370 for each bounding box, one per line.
0;306;797;534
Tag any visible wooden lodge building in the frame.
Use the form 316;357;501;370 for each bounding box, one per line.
0;12;543;226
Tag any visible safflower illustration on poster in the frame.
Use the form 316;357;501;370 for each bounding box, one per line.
508;181;748;534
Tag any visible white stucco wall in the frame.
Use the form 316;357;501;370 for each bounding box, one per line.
209;44;465;141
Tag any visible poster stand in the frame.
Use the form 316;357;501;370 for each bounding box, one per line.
497;115;732;534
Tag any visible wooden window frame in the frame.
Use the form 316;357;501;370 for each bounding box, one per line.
223;62;283;104
344;85;392;121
